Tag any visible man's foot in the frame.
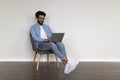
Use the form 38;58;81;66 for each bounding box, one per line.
64;59;79;74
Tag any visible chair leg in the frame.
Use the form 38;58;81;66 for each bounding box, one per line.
36;53;40;70
33;53;37;65
54;54;60;68
47;54;49;64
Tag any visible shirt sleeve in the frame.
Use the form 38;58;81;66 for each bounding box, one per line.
30;26;44;42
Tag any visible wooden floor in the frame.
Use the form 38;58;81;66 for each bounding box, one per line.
0;62;120;80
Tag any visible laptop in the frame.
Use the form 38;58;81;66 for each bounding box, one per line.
49;33;64;43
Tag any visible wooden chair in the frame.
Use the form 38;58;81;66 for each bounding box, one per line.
30;34;60;70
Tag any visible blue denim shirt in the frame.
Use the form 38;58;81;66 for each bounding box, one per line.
30;23;52;50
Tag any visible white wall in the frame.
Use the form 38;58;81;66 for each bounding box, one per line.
0;0;120;61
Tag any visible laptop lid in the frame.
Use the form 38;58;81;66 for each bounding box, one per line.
50;33;64;42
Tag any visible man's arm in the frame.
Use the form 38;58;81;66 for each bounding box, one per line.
30;26;44;42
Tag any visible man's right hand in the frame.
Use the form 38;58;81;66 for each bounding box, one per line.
44;39;50;42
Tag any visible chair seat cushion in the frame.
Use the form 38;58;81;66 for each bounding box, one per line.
37;48;54;54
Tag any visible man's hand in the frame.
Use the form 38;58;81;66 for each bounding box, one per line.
44;39;50;42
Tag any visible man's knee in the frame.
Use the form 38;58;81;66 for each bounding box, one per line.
49;42;56;47
56;42;64;47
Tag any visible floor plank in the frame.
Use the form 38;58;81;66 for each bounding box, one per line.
0;62;120;80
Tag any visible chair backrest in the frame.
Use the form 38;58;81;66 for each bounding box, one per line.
30;34;37;51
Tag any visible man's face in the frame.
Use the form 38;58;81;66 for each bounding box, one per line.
37;15;45;25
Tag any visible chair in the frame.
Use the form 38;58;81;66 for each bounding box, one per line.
30;34;60;70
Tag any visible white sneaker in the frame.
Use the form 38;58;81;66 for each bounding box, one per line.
64;59;79;74
74;59;80;66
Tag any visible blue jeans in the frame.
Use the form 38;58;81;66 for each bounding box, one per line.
38;42;67;61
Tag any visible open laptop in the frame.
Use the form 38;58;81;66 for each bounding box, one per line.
49;33;64;43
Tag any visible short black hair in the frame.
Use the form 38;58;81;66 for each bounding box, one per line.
35;11;46;18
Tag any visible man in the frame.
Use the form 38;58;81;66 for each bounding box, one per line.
30;11;79;74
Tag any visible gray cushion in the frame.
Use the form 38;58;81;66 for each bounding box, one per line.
37;49;54;54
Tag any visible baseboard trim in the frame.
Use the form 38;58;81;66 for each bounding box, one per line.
79;59;120;62
0;58;120;62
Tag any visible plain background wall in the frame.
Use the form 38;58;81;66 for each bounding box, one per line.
0;0;120;61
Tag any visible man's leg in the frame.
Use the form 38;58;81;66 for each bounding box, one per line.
56;42;67;58
47;42;67;61
54;43;79;74
56;42;68;65
39;42;67;62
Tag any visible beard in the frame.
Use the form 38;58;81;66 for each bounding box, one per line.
38;20;44;25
